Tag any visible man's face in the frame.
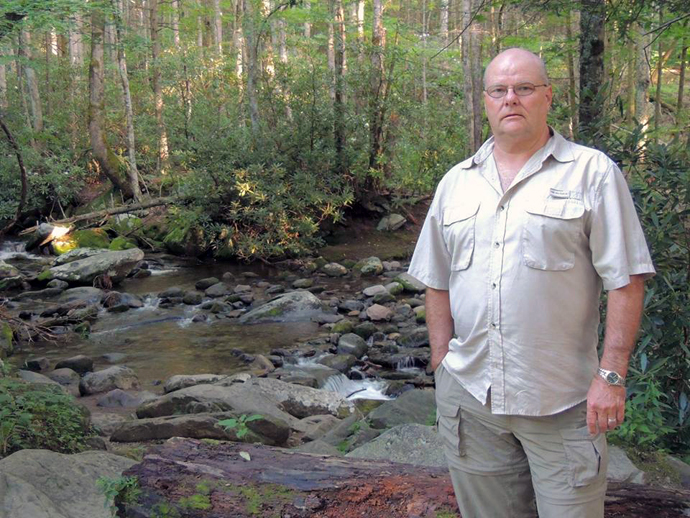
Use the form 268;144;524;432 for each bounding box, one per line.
483;52;552;142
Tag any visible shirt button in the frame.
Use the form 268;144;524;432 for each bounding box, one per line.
500;205;505;211
490;323;497;329
494;242;500;248
491;282;497;289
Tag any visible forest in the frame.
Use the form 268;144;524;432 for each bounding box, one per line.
0;0;688;458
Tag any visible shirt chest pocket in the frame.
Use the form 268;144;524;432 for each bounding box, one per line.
443;202;480;271
522;197;585;271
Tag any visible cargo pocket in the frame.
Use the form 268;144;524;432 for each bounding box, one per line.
436;396;465;457
442;202;480;271
560;427;606;487
522;196;584;271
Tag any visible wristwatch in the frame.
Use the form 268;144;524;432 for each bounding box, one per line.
597;368;625;387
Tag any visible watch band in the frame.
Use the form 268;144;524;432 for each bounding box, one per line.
597;367;625;387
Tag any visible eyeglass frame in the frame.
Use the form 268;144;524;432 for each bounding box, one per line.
484;82;550;99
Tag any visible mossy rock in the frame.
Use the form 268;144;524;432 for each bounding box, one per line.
105;216;142;235
52;229;111;255
163;224;208;257
109;236;138;251
37;269;53;281
1;322;14;359
332;320;354;334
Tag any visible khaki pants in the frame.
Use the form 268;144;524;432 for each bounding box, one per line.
435;363;608;518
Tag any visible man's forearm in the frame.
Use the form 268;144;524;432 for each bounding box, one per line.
600;274;646;377
425;288;454;370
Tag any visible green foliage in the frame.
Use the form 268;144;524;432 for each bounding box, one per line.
216;413;263;439
178;493;211;511
97;475;141;517
0;378;93;457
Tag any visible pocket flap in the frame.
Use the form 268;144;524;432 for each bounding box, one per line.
443;202;480;226
436;398;461;417
526;198;584;220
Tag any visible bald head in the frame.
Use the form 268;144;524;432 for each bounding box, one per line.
483;48;549;88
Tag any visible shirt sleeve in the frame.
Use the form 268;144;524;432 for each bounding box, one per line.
589;162;656;291
407;183;452;290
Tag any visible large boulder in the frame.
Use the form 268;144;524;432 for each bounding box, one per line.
79;365;140;396
366;389;436;429
238;290;324;324
243;378;356;419
47;248;145;285
163;373;229;393
110;412;290;446
51;229;111;255
395;273;426;294
337;333;369;359
377;214;406;231
346;423;447;468
0;449;136;518
355;257;384;277
0;260;24;291
56;287;104;305
53;248;106;266
607;445;645;484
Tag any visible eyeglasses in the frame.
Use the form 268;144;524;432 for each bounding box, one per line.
485;82;549;98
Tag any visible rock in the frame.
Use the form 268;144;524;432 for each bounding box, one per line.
339;300;365;312
234;284;252;293
205;282;230;298
96;389;158;408
322;262;348;277
265;284;285;295
398;327;429;348
317;353;357;374
46;279;70;290
51;229;111;255
607;445;646;484
312;313;343;325
377;213;406;231
0;449;136;518
346;424;447;468
163;373;228;393
244;378;355;419
292;278;314;289
135;383;297;428
353;321;377;339
25;222;56;251
79;365;140;396
18;370;63;387
55;355;94;375
337;333;369;358
329;320;352;335
158;287;184;298
395;272;427;293
24;357;50;372
363;285;389;297
367;389;436;429
12;288;64;301
415;306;426;323
373;292;396;304
665;455;690;489
0;260;24;290
368;347;430;369
248;354;276;374
356;257;384;277
382;261;402;272
48;248;144;285
292;415;342;442
0;323;13;358
110;412;290;446
91;413;131;436
366;304;393;321
182;291;203;305
195;277;220;290
47;368;80;386
239;290;324;324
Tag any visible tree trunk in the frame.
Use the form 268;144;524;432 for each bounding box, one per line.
654;11;663;142
328;19;336;101
0;116;29;236
422;0;428;104
89;7;134;199
113;0;143;201
150;0;169;175
333;0;345;173
261;0;275;78
462;0;481;152
213;0;223;54
440;0;449;44
243;0;261;132
368;0;387;174
18;31;44;136
304;0;311;38
0;53;6;109
635;22;650;129
234;0;244;82
677;35;687;123
470;10;483;148
626;34;636;121
566;8;579;138
355;0;364;61
69;14;84;66
172;0;181;46
578;0;606;141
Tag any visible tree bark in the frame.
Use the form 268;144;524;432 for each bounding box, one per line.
213;0;223;54
440;0;449;44
234;0;244;82
566;8;579;138
677;35;687;123
261;0;275;78
69;13;84;66
113;0;143;201
654;11;663;142
243;0;261;132
0;52;6;109
578;0;606;141
17;31;44;136
304;0;311;38
150;0;169;175
0;116;28;236
333;0;345;173
368;0;387;174
89;6;134;199
470;10;483;148
462;0;482;152
635;22;650;129
172;0;181;46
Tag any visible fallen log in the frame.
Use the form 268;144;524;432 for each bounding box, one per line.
18;196;177;235
118;438;690;518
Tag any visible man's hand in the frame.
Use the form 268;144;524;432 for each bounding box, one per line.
586;376;626;434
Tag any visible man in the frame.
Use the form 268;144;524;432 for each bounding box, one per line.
407;48;655;518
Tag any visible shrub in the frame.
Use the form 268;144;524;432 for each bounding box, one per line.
0;378;94;457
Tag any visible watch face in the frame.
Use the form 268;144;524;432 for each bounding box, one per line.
606;372;620;384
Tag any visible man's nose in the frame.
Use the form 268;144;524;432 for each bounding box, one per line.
504;87;519;104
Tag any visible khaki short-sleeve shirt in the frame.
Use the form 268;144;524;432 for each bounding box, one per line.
408;130;655;416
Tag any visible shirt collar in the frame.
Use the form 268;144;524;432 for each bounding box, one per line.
458;127;575;170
